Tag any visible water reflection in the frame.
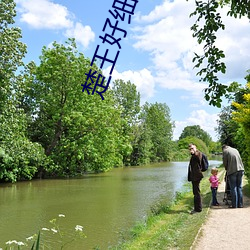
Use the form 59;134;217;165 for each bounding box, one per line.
0;160;221;249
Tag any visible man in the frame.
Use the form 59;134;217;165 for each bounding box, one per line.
188;143;204;214
222;144;244;208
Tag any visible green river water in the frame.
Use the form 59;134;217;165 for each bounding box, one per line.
0;160;221;249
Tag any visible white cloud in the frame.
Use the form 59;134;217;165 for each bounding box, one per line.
132;0;204;96
65;22;95;48
129;0;249;140
173;110;219;141
16;0;95;48
135;0;188;23
103;67;156;103
16;0;73;29
132;0;250;95
214;8;250;81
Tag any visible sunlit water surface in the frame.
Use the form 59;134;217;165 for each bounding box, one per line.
0;160;221;249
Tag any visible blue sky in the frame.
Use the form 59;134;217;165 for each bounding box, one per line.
14;0;250;141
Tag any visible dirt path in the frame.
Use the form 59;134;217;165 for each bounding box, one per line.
192;174;250;250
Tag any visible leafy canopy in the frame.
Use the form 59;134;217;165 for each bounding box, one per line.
179;125;212;145
189;0;250;107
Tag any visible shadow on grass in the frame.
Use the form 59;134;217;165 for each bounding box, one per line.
243;182;250;197
149;190;213;216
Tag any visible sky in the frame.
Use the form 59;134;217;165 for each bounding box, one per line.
14;0;250;141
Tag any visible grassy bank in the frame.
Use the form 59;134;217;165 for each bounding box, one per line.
111;169;225;250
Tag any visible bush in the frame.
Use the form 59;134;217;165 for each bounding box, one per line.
0;139;49;183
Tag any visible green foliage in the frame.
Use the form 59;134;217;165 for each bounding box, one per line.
31;231;40;250
0;0;27;108
112;79;140;123
190;0;226;107
171;148;190;161
114;176;213;250
112;79;141;165
178;136;209;156
0;106;50;182
209;141;222;154
189;0;250;107
140;102;174;162
179;125;212;146
0;0;48;182
111;81;175;166
222;0;250;19
215;72;250;177
24;39;127;175
1;0;189;181
230;77;250;177
129;123;153;165
216;106;240;147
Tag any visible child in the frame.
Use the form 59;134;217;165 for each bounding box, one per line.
209;168;220;206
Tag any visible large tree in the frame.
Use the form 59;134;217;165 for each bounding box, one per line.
178;136;209;156
216;106;240;147
190;0;250;107
216;72;250;148
24;39;127;175
140;102;174;162
229;74;250;176
0;0;47;183
0;0;26;108
112;79;140;165
112;79;140;124
179;125;212;146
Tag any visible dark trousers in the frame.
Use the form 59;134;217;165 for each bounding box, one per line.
211;187;218;205
228;170;244;208
192;181;202;212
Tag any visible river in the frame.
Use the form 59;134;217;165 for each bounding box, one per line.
0;160;222;249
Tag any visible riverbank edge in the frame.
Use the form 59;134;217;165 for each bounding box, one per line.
110;168;225;250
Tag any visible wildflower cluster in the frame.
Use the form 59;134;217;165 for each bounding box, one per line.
1;214;86;249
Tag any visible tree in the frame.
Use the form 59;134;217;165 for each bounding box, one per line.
112;79;141;165
190;0;250;107
231;80;250;176
215;72;250;176
24;39;127;175
179;125;212;146
129;122;153;165
178;136;209;156
140;102;174;162
0;0;47;182
216;106;240;147
209;141;222;155
112;79;140;124
216;72;250;149
0;0;27;109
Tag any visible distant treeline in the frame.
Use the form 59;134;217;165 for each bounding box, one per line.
1;1;250;183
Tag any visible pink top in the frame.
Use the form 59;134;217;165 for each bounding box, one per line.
209;175;219;188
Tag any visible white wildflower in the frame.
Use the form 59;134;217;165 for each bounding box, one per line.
26;236;34;241
51;228;58;233
75;225;83;232
58;214;65;217
6;240;17;245
17;241;25;246
42;227;50;231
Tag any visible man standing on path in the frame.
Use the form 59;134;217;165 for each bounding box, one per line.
188;143;204;214
222;144;244;208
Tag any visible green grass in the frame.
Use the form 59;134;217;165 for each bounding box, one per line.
111;170;225;250
243;177;250;197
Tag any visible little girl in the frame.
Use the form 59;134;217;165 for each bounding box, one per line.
209;168;220;206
